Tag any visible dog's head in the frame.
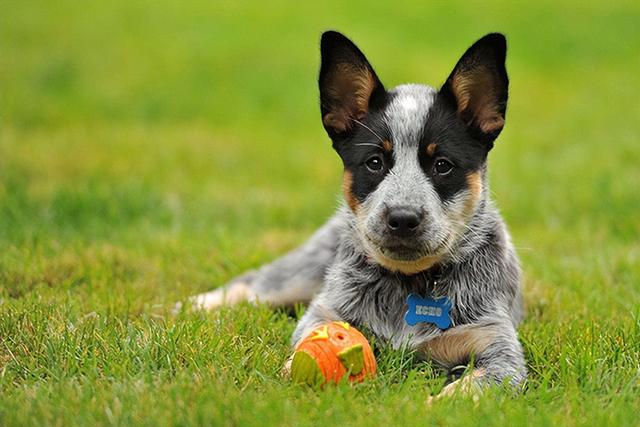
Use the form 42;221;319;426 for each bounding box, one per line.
319;31;508;274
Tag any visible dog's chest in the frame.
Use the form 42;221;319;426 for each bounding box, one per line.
338;272;451;349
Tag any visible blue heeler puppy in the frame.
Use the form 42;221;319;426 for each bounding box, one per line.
188;31;527;396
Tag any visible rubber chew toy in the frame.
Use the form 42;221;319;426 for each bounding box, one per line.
290;321;376;386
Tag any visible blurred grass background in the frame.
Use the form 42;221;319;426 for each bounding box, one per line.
1;0;639;425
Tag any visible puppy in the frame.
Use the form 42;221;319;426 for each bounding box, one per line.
189;31;527;392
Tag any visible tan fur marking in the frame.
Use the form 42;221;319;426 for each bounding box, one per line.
323;112;348;133
323;63;377;133
463;171;483;218
369;251;440;275
357;221;441;275
342;170;360;213
426;143;437;156
343;64;376;116
478;114;505;134
451;67;504;134
383;140;393;153
422;325;497;368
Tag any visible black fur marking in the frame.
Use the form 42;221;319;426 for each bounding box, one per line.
416;33;509;202
319;31;398;205
418;96;488;202
335;109;395;204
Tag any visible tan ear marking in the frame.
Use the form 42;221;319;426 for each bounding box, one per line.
337;63;376;114
323;112;349;134
478;114;505;134
450;66;505;136
323;63;380;135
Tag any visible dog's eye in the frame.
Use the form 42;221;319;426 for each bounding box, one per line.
365;155;384;173
434;159;453;175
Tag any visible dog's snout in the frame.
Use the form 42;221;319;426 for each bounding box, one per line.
386;207;422;237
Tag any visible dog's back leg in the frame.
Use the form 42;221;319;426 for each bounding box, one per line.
185;213;344;310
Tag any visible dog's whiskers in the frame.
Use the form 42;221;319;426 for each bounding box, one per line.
352;118;385;143
355;142;384;149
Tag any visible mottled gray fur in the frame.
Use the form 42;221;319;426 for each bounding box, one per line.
189;84;527;388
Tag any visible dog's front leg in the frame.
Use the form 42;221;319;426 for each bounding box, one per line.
181;213;345;311
421;319;527;401
472;321;527;388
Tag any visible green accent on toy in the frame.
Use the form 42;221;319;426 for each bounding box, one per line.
337;344;364;374
291;350;324;386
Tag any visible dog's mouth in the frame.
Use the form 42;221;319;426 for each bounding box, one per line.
360;232;444;274
378;244;426;261
362;231;441;260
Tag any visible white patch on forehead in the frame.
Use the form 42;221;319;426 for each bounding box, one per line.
385;84;437;149
400;96;418;111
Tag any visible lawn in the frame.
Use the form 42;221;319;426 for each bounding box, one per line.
1;0;639;425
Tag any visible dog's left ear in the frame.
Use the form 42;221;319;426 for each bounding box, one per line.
319;31;386;140
440;33;509;147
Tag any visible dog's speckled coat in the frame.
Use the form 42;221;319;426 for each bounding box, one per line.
189;31;527;389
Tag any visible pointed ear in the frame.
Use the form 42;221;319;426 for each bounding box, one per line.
440;33;509;147
319;31;386;140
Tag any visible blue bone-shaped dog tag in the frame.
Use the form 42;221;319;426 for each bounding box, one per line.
404;293;452;330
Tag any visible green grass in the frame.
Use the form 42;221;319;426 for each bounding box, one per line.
1;0;639;425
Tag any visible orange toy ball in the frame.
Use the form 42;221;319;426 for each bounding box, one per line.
290;321;376;387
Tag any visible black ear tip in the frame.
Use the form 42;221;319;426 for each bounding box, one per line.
478;33;507;53
322;30;344;39
321;30;349;48
320;30;364;62
484;32;507;42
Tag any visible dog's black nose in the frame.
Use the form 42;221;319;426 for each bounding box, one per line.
386;207;421;237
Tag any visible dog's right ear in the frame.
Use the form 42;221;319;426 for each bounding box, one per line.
319;31;386;140
439;33;509;147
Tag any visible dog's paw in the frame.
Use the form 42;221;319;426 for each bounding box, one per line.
174;272;259;313
281;355;294;379
172;286;245;314
172;300;184;315
426;368;484;406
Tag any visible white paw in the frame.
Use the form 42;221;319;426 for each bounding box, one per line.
281;355;293;379
174;282;252;313
426;368;484;406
